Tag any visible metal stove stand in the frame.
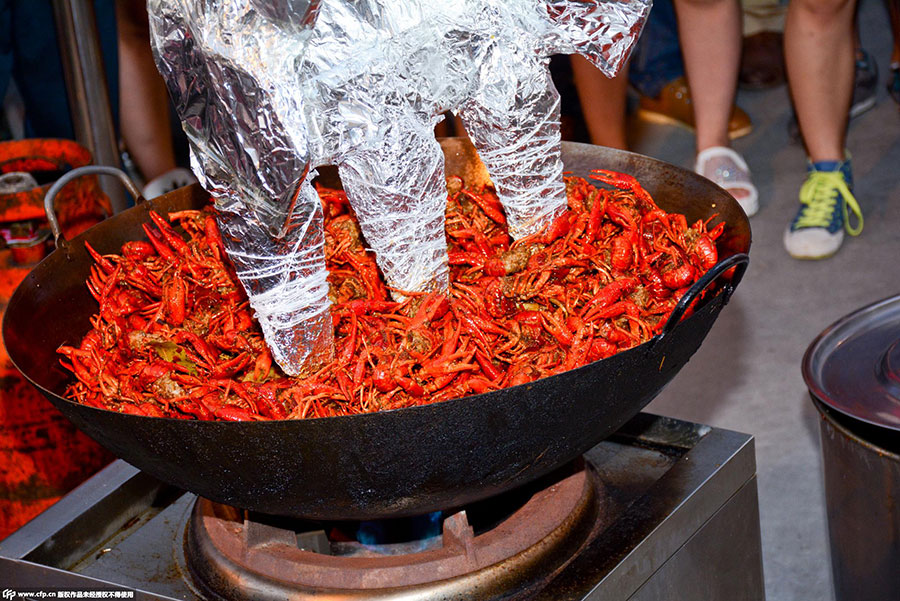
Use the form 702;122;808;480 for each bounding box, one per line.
0;413;765;600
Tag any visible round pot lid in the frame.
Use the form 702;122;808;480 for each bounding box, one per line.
803;294;900;432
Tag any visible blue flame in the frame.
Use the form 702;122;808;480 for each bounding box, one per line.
356;511;443;548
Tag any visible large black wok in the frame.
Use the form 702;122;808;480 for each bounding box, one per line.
3;140;750;520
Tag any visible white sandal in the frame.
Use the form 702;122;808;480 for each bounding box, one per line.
694;146;759;217
142;167;199;199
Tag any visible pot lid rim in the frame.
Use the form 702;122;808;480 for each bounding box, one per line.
803;293;900;433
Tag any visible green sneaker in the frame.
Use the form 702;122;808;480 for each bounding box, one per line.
783;160;863;259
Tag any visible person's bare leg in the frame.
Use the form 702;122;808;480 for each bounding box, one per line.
674;0;742;153
783;0;861;260
117;0;177;182
675;0;756;213
784;0;856;162
570;55;629;149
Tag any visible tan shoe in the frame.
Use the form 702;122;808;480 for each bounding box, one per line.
636;77;753;140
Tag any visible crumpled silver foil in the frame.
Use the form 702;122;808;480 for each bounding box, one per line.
148;0;649;375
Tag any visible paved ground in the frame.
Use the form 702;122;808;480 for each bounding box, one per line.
613;2;900;599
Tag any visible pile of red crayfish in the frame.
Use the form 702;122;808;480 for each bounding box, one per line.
59;170;724;421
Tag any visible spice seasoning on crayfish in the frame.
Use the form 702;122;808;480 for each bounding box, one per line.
57;169;725;421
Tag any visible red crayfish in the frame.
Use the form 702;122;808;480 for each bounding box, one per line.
58;170;725;420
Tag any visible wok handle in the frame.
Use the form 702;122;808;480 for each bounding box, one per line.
44;165;143;247
657;253;750;340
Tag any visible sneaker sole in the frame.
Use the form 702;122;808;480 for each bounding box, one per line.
849;94;877;120
635;108;753;140
783;228;844;260
784;240;841;260
786;248;841;260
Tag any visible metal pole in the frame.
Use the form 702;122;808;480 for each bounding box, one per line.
52;0;127;213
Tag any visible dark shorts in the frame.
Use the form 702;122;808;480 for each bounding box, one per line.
0;0;118;139
628;0;684;99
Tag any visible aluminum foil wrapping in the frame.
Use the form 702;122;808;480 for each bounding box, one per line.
148;0;649;375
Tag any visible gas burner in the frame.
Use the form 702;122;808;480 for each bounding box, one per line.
186;463;604;600
0;413;766;601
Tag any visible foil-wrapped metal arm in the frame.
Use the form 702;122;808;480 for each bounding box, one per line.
149;1;313;235
460;0;651;239
543;0;649;77
460;60;567;240
214;178;333;375
338;119;450;297
149;1;332;375
148;0;650;376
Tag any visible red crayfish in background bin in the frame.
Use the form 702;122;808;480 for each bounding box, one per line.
0;139;113;539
